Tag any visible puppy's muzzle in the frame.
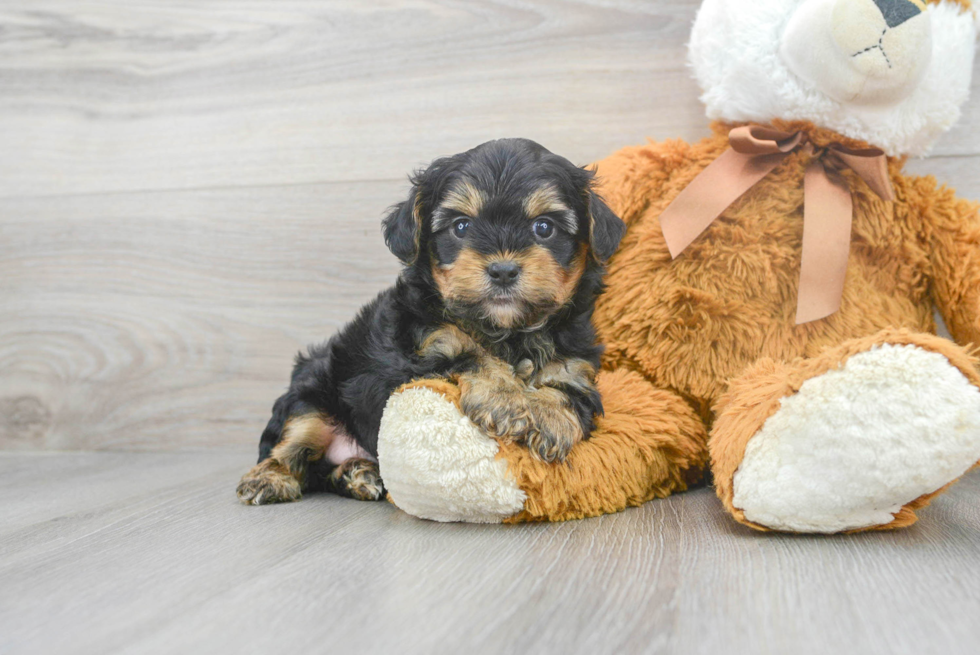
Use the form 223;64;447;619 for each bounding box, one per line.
487;260;521;289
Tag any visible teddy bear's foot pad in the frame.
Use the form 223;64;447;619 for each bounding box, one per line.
378;385;526;523
732;344;980;533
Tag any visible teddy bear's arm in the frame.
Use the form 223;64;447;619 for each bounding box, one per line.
917;176;980;347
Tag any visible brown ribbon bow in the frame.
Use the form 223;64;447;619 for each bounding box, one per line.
659;125;895;324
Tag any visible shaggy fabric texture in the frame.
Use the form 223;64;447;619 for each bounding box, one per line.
591;122;980;532
710;330;980;532
593;121;980;416
377;371;707;523
500;369;707;523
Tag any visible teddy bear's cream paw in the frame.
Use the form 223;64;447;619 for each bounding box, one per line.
732;344;980;533
377;386;526;523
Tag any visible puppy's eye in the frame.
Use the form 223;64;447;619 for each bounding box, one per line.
532;218;554;239
452;218;471;239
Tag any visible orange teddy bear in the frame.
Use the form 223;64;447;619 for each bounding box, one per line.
376;0;980;532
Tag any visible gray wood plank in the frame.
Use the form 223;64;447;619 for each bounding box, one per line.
0;181;403;450
0;0;708;199
4;0;978;201
1;452;978;655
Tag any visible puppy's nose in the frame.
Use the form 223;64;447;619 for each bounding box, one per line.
487;261;521;287
873;0;922;28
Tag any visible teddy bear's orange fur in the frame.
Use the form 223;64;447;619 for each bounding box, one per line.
422;117;977;527
592;118;980;526
381;0;980;529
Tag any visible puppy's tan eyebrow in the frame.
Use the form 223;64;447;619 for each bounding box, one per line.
524;185;577;233
432;181;486;231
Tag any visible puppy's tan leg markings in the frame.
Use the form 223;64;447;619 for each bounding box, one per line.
529;358;597;391
461;357;600;461
422;325;539;440
236;459;303;505
419;325;597;464
523;387;585;463
460;358;535;440
524;359;598;462
330;458;385;501
418;324;482;360
515;358;535;381
236;413;335;505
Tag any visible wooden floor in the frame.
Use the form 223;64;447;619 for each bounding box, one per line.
4;2;980;653
2;451;979;655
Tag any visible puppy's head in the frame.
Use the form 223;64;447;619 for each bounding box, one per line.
382;139;625;330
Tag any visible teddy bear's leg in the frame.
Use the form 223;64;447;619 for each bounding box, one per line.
710;329;980;534
378;370;708;523
500;368;708;522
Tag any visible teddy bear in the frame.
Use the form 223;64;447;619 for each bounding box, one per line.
375;0;980;532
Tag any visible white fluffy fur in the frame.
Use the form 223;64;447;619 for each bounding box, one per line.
689;0;978;156
377;387;526;523
732;345;980;533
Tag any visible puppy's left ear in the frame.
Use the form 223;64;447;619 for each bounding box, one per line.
382;187;422;265
587;191;626;262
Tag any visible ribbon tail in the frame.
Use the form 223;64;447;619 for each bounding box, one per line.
659;148;788;259
832;149;895;202
796;160;853;324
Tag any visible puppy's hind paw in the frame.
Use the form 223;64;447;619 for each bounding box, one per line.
236;461;302;505
330;458;385;501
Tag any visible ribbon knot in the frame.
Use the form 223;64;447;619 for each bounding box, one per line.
659;125;895;324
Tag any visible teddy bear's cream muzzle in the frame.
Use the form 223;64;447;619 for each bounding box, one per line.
780;0;932;106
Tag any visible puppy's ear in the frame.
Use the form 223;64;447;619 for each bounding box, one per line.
382;187;422;265
587;191;625;262
383;158;459;265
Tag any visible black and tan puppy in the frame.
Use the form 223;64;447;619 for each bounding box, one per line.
237;138;625;505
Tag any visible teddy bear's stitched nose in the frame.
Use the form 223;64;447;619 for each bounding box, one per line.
873;0;923;28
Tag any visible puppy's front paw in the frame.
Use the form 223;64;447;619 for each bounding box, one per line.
523;389;585;463
459;364;534;439
237;460;302;505
461;394;534;440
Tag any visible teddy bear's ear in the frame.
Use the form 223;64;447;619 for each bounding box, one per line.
587;191;626;262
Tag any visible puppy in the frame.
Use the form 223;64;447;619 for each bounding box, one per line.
237;138;625;505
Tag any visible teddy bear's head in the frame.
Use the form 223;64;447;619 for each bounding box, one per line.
689;0;978;155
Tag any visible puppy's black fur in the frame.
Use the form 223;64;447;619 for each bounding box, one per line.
237;138;625;505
